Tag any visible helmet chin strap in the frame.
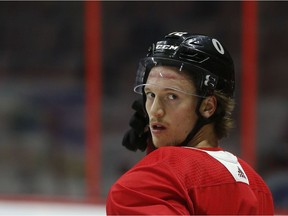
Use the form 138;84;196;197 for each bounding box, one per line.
180;97;224;147
180;98;207;147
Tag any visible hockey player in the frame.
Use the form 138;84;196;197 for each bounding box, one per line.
106;32;274;215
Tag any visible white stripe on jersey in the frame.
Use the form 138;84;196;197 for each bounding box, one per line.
184;147;249;184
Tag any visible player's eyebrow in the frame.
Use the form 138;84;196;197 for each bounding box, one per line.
143;83;204;98
144;85;179;93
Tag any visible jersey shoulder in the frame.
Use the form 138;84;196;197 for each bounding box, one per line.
138;146;237;187
141;146;210;166
238;158;272;193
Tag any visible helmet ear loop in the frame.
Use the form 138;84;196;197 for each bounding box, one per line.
141;89;154;146
141;87;150;126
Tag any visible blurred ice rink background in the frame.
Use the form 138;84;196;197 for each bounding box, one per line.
0;201;105;215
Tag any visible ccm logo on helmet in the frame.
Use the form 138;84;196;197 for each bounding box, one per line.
156;44;179;51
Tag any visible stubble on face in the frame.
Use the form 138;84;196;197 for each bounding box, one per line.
146;66;198;148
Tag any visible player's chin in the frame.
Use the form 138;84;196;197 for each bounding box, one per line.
152;138;166;148
152;137;175;148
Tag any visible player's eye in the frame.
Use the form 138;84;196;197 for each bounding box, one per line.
145;92;155;99
167;94;178;100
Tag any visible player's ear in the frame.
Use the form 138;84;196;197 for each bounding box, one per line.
199;96;217;118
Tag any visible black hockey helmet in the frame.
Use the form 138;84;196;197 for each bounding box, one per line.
134;31;235;98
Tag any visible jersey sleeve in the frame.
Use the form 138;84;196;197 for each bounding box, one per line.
106;152;192;215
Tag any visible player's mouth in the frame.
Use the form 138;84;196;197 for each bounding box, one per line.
150;122;167;134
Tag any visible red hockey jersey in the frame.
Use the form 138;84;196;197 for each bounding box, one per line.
106;146;274;215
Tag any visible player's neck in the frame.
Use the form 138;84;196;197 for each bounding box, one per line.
187;124;218;148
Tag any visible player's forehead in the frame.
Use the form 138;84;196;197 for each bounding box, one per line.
146;66;196;92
